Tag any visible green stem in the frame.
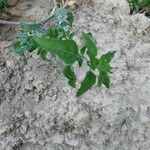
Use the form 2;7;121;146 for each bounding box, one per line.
0;0;58;26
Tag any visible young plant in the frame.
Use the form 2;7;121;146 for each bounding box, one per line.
0;0;8;9
127;0;150;12
12;5;116;97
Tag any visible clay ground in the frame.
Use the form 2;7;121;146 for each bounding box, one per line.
0;0;150;149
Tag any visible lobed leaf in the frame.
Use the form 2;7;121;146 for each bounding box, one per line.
100;51;116;63
82;32;97;60
33;36;79;65
97;51;116;88
52;7;74;30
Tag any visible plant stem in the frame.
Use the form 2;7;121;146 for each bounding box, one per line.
0;14;54;26
0;19;20;26
38;8;56;24
0;0;58;26
0;0;72;26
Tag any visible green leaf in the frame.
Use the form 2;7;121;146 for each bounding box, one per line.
20;22;46;34
89;58;99;70
13;23;46;56
100;51;116;63
98;51;116;73
63;65;76;88
33;36;79;65
68;32;75;39
76;71;96;97
98;72;110;88
66;9;74;27
13;41;36;56
46;28;65;39
86;32;97;43
38;48;48;60
13;41;26;56
82;32;97;60
127;0;150;12
0;0;8;9
98;51;115;88
52;7;74;29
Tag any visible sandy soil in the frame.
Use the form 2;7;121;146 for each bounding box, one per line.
0;0;150;149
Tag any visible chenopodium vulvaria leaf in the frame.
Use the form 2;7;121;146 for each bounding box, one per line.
12;6;116;97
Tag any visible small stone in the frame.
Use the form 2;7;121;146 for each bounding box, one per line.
75;111;90;125
0;53;5;66
6;60;14;69
20;125;27;134
103;19;106;23
102;103;121;125
34;95;39;102
38;139;45;146
25;73;34;81
0;125;8;134
25;130;35;139
24;83;33;90
121;21;126;27
109;19;115;24
66;139;79;147
140;115;149;123
32;80;43;91
5;146;12;150
137;29;142;34
65;134;79;147
24;111;30;118
44;143;55;150
52;134;64;144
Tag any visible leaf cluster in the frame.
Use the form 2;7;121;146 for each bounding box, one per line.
51;6;74;30
127;0;150;12
0;0;8;9
13;6;116;97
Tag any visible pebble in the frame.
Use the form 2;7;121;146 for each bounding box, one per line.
109;19;115;25
137;29;142;34
32;80;43;91
0;53;5;66
24;83;33;90
65;134;79;147
6;60;14;69
52;134;64;144
0;126;8;134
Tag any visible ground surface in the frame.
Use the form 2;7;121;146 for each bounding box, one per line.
0;0;150;150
